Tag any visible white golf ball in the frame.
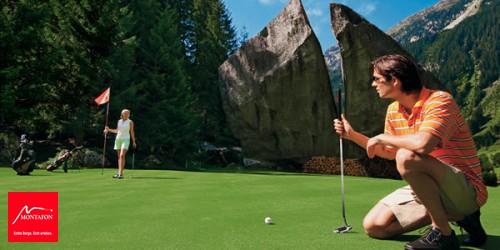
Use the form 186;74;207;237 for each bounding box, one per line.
265;217;272;224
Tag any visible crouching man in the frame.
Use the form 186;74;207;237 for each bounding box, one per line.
334;54;487;249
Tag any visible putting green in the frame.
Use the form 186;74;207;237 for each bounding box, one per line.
0;167;498;249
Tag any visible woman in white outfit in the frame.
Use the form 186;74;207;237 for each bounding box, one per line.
104;109;136;179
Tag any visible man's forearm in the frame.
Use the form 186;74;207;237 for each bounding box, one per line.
349;130;369;149
348;131;396;160
373;132;437;155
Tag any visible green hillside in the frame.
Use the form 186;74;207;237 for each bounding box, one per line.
405;0;499;155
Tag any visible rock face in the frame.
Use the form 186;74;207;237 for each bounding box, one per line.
330;3;447;157
218;0;337;163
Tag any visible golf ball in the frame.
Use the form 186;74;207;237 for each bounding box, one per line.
265;217;272;224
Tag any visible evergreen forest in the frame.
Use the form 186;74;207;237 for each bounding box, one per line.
1;0;498;170
1;0;243;166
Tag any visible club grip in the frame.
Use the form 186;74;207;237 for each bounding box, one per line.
337;89;342;120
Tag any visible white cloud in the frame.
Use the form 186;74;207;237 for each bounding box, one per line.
306;7;323;17
258;0;287;5
357;2;377;16
303;0;324;17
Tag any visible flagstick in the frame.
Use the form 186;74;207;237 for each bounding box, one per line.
101;101;110;175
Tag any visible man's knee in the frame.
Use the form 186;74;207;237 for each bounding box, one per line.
363;217;392;239
396;148;419;176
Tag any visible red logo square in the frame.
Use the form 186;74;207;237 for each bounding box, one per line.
8;192;58;242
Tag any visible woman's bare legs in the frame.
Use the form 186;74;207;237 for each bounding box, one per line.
116;148;127;176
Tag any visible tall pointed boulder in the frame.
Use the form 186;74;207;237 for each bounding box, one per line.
218;0;337;163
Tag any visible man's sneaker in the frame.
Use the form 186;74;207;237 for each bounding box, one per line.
456;210;487;246
405;227;459;250
113;174;120;178
117;175;124;179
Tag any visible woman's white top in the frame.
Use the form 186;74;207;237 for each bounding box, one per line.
116;119;131;139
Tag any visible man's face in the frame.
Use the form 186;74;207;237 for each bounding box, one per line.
371;69;395;99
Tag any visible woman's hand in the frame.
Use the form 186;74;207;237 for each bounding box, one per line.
104;126;109;133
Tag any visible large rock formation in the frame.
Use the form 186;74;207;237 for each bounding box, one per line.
218;0;337;163
330;3;447;157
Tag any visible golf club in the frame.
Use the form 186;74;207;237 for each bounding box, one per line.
130;147;135;179
333;89;352;234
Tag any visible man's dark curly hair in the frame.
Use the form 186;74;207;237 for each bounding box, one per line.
371;54;422;95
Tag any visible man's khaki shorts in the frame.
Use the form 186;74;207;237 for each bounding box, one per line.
379;165;478;228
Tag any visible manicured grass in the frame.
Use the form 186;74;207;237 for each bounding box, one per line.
1;167;498;249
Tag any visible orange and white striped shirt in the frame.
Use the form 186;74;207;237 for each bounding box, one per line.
384;87;487;207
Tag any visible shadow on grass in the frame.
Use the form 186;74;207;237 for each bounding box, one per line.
187;168;332;177
16;173;62;177
390;234;500;250
390;234;419;243
128;176;180;180
480;234;500;250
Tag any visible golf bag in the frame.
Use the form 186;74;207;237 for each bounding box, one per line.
46;146;83;172
12;134;36;175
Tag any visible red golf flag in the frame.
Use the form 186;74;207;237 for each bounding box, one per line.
94;88;110;105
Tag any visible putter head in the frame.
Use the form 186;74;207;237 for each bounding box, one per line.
333;225;352;233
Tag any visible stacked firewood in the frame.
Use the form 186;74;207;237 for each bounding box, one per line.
303;156;367;176
303;156;401;180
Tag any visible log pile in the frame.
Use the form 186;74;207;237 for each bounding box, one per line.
303;156;367;176
303;156;401;180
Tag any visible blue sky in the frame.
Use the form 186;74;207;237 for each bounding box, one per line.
225;0;440;51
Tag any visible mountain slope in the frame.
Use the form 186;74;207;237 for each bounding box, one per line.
405;0;500;148
386;0;482;44
443;0;482;30
325;0;479;73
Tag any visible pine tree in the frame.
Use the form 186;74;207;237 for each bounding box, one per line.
0;0;70;136
122;0;199;163
188;0;238;145
48;0;124;142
